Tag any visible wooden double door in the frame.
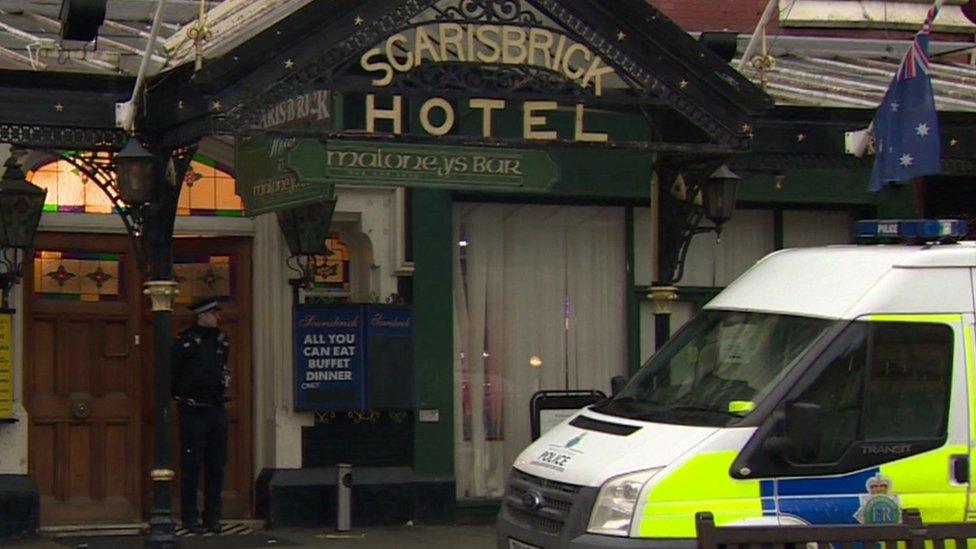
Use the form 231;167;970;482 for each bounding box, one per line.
25;233;253;525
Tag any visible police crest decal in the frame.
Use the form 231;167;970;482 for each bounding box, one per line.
854;475;901;525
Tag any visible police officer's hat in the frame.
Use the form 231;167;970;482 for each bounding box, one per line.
189;296;221;315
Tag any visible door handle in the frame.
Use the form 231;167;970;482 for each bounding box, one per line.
951;454;969;484
70;399;92;420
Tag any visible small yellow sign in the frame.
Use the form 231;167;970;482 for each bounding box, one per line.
0;314;12;419
728;400;756;414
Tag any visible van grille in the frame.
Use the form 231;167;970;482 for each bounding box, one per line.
504;469;583;536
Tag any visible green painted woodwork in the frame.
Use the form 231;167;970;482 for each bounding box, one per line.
873;183;917;218
411;189;455;478
235;135;334;215
736;169;913;211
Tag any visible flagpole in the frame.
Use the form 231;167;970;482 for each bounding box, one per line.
738;0;779;71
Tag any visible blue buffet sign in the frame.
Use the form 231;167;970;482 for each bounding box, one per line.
364;305;414;409
366;305;412;337
293;305;366;410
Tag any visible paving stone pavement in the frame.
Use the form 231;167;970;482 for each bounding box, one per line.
1;524;498;549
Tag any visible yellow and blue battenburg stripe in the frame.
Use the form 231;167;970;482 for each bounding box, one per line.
636;313;969;537
768;470;880;525
638;450;966;537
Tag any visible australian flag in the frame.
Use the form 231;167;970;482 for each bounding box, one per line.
868;2;942;192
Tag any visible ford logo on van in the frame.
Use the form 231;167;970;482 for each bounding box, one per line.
521;490;543;510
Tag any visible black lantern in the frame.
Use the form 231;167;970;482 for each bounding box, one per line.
0;153;47;310
702;164;740;229
116;137;155;204
277;199;337;256
278;199;338;287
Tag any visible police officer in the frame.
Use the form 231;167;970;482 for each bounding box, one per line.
172;296;230;534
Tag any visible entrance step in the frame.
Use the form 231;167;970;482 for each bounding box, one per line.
176;520;262;537
41;520;264;538
42;524;142;538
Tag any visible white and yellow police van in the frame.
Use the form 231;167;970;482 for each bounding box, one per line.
498;220;975;548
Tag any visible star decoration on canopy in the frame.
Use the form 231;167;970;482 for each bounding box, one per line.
54;103;63;112
616;31;626;41
354;15;364;26
284;59;295;69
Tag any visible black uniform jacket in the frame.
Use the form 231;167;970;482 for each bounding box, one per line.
172;325;230;405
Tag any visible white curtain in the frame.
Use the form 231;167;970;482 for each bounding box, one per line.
453;204;626;499
682;209;775;287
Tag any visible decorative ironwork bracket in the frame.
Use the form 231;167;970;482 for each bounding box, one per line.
657;160;725;285
2;124;125;151
39;144;198;278
193;0;746;149
56;150;145;243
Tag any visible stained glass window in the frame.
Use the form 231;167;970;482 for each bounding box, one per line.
33;250;123;302
313;234;351;292
177;157;245;217
28;156;244;216
173;255;235;305
29;160;115;214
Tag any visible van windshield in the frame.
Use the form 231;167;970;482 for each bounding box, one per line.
595;310;834;426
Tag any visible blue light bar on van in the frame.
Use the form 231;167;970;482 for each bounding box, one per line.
855;219;968;242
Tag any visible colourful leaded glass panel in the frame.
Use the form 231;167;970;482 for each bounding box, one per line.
177;158;244;217
313;234;351;291
173;255;235;305
29;160;114;214
33;250;123;302
28;157;243;217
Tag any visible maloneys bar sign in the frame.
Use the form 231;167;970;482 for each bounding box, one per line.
310;140;558;190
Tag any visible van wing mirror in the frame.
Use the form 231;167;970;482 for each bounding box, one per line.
763;402;823;463
785;402;823;463
610;375;627;396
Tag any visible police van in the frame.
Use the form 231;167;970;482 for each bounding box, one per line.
497;220;975;548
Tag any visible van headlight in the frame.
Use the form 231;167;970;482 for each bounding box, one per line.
586;468;662;537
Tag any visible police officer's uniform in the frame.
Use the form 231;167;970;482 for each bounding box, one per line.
172;297;230;533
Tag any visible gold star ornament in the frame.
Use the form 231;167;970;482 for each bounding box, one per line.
284;59;295;69
54;103;64;112
616;31;626;41
354;15;364;26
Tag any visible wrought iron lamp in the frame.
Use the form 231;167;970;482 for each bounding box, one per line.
116;136;155;204
0;152;47;311
278;198;338;288
701;163;741;233
651;162;740;350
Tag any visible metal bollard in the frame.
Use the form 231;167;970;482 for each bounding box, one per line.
336;463;352;532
